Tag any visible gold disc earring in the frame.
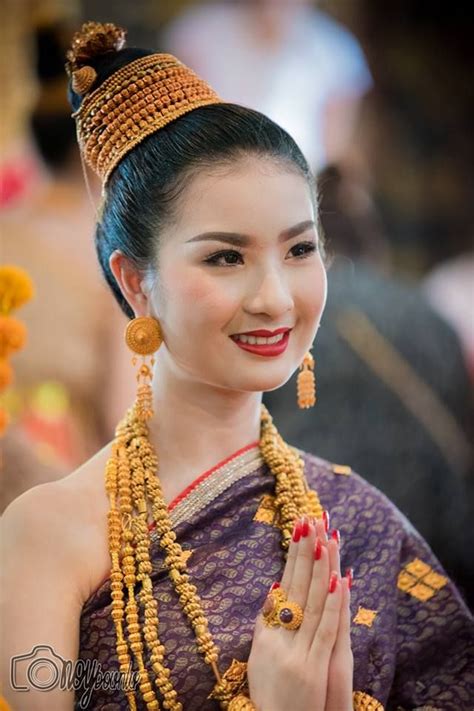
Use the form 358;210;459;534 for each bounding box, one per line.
125;316;162;421
297;349;316;409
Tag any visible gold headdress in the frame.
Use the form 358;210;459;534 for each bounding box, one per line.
66;21;224;183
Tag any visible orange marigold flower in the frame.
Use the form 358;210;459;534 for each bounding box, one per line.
0;359;13;391
0;265;35;315
0;407;9;436
0;316;27;358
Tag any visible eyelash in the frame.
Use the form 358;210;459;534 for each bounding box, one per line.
203;241;317;267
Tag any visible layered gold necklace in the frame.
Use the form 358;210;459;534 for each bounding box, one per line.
106;402;323;710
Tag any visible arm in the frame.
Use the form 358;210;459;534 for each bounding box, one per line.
389;521;474;710
1;483;87;710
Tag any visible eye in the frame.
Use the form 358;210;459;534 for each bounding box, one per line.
288;241;317;259
204;242;317;267
204;249;244;267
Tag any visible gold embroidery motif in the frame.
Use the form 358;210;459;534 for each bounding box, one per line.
409;583;437;602
353;606;378;627
423;570;448;590
353;690;384;710
253;494;279;526
397;570;417;593
405;558;431;578
332;463;352;476
397;557;447;601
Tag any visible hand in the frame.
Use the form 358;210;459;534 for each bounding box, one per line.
247;515;353;711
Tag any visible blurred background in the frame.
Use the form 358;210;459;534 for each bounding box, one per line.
1;0;473;605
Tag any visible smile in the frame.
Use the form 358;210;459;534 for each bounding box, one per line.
230;330;291;357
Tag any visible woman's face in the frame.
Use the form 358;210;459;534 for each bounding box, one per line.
149;156;327;394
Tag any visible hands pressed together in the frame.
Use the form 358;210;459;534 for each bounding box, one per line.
247;514;353;711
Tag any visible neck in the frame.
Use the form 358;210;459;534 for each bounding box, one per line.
147;361;263;491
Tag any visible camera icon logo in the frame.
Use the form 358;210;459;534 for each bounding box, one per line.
11;644;66;692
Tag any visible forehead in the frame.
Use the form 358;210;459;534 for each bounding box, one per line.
170;157;315;239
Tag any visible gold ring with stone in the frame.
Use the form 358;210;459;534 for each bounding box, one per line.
262;587;304;631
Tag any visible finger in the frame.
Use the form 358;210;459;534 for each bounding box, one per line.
280;516;304;591
296;532;330;650
325;576;353;711
315;517;328;544
327;532;341;582
322;509;331;539
309;571;343;662
333;574;351;652
285;516;317;611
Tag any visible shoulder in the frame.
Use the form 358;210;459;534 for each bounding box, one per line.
1;479;88;611
1;442;113;601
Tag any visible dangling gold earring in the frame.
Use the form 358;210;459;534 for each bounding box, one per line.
125;316;162;421
297;349;316;409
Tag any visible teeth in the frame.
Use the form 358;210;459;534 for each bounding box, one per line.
234;332;286;345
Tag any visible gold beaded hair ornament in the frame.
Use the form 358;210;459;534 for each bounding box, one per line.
65;21;225;185
66;23;322;711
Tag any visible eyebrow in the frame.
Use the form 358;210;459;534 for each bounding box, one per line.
185;219;316;247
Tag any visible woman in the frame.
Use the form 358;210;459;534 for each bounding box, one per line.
1;22;472;711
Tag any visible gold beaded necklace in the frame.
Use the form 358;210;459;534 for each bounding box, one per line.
106;401;323;711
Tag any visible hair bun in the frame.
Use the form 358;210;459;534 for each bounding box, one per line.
66;21;127;73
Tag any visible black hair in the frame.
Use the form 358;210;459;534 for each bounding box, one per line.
68;48;320;319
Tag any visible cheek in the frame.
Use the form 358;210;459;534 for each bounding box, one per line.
162;266;236;327
296;259;327;317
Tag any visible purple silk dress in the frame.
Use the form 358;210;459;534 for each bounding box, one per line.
76;444;474;710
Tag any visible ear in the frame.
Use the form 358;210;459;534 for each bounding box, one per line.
109;250;150;318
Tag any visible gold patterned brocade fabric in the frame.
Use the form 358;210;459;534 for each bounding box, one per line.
77;445;474;710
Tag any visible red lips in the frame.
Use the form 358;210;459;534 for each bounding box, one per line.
234;327;290;337
231;330;291;357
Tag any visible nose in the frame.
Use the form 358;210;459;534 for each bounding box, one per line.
243;268;294;319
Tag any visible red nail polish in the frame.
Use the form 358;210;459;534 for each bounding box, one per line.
345;568;353;590
328;572;338;593
301;516;309;538
322;510;330;533
292;521;302;542
270;582;281;592
330;529;340;545
314;538;322;561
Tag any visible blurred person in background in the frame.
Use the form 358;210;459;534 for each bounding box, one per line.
161;0;372;172
327;0;474;279
264;165;474;607
1;12;135;512
423;251;474;386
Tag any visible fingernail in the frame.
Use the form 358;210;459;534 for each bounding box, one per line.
314;538;322;561
330;529;340;545
328;572;338;593
301;516;310;538
270;582;281;592
345;568;353;590
322;510;330;533
292;520;302;543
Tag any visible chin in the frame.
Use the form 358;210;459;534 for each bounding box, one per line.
227;367;296;394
